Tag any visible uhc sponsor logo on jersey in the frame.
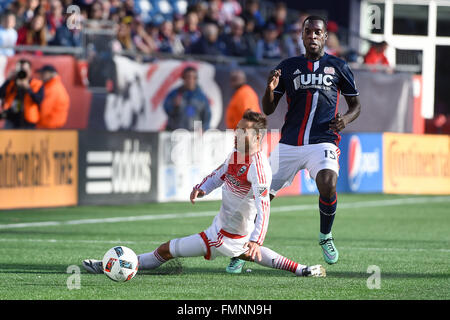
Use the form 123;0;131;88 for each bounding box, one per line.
348;135;380;192
293;73;334;90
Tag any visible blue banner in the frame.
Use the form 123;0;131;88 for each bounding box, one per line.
337;133;383;193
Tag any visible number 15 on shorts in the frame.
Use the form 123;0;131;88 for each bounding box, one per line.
324;150;337;160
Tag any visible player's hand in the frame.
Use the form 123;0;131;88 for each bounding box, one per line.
243;241;262;262
267;69;281;91
190;187;205;204
329;113;347;132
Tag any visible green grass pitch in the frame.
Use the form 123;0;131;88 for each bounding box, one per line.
0;194;449;300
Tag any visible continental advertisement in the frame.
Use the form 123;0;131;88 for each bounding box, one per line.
383;133;450;194
0;130;78;209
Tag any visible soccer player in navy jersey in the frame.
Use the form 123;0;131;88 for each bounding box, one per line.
226;16;361;273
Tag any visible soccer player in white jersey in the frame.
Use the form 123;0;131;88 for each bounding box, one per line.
83;110;325;277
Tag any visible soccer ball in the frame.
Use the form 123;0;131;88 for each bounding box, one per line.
102;246;139;282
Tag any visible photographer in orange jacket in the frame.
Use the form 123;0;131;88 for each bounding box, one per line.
0;59;43;128
36;64;69;129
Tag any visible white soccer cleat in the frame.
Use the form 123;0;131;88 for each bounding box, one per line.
82;259;104;274
301;264;326;277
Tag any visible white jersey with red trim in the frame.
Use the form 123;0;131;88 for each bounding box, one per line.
195;150;272;245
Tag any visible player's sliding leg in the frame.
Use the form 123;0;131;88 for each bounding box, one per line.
315;169;339;264
82;259;104;274
138;234;207;270
239;246;325;277
83;234;207;274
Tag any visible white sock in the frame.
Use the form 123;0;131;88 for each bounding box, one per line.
137;250;167;270
257;246;307;275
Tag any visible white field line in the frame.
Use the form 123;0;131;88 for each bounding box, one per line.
0;196;449;230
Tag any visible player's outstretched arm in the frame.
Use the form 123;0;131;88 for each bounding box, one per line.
190;187;206;204
190;161;228;204
329;95;361;132
262;69;283;115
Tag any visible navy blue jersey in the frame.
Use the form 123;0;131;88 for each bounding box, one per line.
273;53;359;146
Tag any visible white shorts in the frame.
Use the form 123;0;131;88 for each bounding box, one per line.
199;215;250;260
269;142;340;196
169;215;250;261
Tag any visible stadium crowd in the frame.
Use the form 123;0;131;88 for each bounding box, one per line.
0;1;394;131
0;0;349;61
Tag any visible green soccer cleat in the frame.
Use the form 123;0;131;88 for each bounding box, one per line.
226;257;245;274
319;233;339;264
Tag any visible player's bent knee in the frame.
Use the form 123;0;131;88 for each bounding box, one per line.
316;170;337;197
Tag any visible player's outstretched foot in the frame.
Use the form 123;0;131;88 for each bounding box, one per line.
226;257;245;274
82;259;104;274
319;233;339;264
300;265;326;277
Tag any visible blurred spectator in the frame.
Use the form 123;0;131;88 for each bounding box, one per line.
297;11;309;27
35;64;69;128
130;19;157;55
173;13;185;37
99;0;112;20
241;16;258;56
255;22;282;61
157;20;184;55
181;11;201;49
203;0;222;27
219;0;242;26
325;21;342;57
267;1;288;38
0;11;18;56
0;58;43;128
16;13;47;46
49;10;82;47
364;41;390;66
46;0;64;39
240;0;264;31
22;0;40;25
220;16;252;57
163;66;211;131
187;2;208;24
282;22;305;58
115;18;134;51
325;33;341;57
187;23;225;56
88;0;104;20
145;21;160;44
225;69;260;129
